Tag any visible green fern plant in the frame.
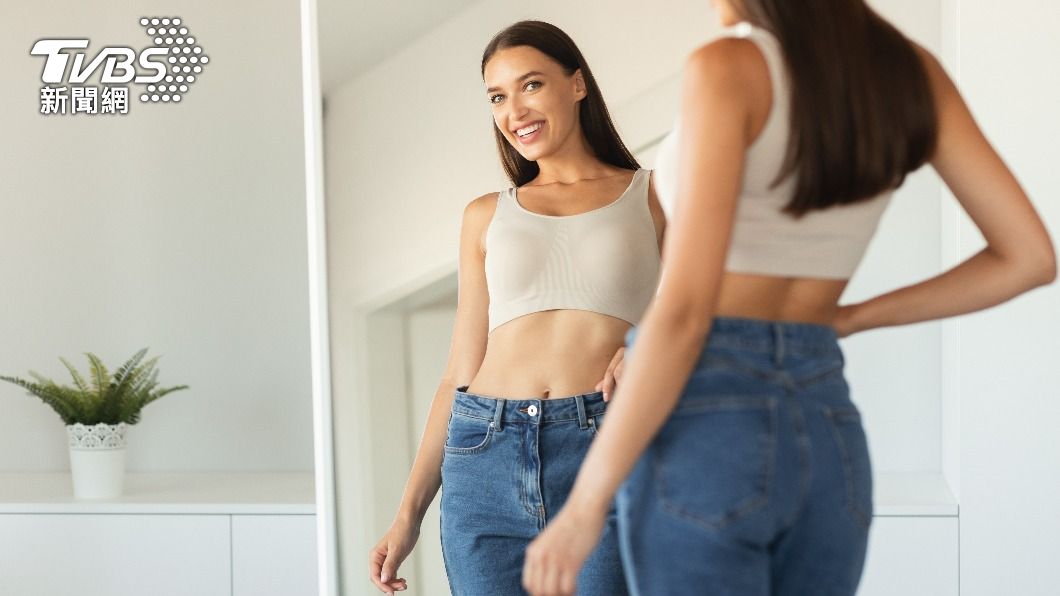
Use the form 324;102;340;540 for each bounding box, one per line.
0;348;188;425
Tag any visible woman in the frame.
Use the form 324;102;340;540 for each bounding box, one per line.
367;20;667;595
523;1;1056;595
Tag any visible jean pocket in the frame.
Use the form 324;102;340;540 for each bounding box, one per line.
824;406;874;530
651;396;778;530
443;413;494;455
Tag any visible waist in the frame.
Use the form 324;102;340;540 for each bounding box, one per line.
713;272;848;324
452;387;608;424
625;315;841;361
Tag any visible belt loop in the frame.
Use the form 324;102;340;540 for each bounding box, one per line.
575;395;588;429
492;398;504;431
772;322;785;367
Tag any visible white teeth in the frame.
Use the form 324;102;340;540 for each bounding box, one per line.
516;122;542;137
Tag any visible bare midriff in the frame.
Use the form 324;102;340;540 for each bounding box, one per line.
713;272;849;325
465;272;849;400
465;310;631;400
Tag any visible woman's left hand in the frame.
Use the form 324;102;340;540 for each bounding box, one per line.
522;500;607;596
595;346;625;402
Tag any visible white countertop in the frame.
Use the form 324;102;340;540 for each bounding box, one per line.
873;471;958;517
0;470;953;517
0;472;316;514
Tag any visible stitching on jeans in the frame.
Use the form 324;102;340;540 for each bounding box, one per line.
792;361;846;389
670;395;775;416
443;420;494;454
824;406;872;530
693;352;781;383
449;409;607;423
652;397;777;530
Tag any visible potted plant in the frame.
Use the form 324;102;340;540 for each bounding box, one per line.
1;348;188;499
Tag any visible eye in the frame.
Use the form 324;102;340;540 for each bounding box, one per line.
524;80;542;91
489;93;504;105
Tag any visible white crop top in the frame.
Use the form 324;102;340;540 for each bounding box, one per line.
484;168;661;335
654;22;894;280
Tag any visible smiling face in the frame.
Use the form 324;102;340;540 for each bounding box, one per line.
482;45;587;163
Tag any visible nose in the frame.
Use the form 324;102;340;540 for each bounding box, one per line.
507;94;529;124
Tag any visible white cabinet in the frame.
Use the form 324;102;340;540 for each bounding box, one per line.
0;514;231;596
233;515;319;596
0;472;317;596
859;517;959;596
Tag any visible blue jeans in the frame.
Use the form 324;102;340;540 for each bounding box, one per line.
617;317;873;596
440;387;629;596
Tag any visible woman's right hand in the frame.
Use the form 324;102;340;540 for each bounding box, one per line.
368;521;419;593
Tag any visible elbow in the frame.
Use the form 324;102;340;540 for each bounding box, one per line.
1038;249;1057;286
1030;239;1057;287
1017;241;1057;290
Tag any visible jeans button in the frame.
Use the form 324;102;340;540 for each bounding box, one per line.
527;405;538;416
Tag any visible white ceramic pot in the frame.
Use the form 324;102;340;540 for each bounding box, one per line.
66;422;129;499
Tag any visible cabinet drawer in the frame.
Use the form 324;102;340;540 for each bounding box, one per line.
858;517;959;596
233;514;318;596
0;514;230;596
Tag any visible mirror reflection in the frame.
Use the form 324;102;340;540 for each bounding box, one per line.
315;1;1058;595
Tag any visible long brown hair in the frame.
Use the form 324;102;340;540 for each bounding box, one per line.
481;21;640;186
735;0;938;216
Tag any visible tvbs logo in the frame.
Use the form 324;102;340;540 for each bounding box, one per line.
31;17;209;115
31;39;169;84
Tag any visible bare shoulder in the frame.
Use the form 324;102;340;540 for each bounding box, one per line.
685;36;767;92
462;191;501;254
463;191;501;225
909;41;959;106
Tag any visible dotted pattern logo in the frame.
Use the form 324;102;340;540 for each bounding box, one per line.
137;17;208;103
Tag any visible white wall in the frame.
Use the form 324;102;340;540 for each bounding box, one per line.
0;1;314;472
950;1;1060;594
406;304;458;595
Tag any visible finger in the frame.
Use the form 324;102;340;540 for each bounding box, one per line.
369;549;391;593
524;544;550;596
380;550;401;585
543;561;563;596
601;361;619;402
561;569;577;596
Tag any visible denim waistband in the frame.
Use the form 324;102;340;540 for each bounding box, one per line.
625;316;841;360
452;386;607;427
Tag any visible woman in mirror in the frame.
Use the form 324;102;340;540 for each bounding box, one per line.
368;20;667;595
522;0;1056;595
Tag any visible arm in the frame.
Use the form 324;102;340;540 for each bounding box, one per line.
369;193;494;594
835;46;1056;337
522;38;758;595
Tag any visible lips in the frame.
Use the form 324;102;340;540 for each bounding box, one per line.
512;120;544;145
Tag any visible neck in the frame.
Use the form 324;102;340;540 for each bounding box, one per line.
531;124;617;185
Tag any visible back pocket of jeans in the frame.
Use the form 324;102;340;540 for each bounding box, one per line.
443;413;494;454
652;396;777;530
824;406;873;529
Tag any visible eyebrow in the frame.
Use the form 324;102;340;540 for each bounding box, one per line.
486;71;546;94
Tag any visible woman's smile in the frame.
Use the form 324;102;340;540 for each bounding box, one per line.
513;120;546;144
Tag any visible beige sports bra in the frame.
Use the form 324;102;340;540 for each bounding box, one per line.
484;168;661;335
654;22;894;280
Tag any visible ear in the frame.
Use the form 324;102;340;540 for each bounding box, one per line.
572;68;587;101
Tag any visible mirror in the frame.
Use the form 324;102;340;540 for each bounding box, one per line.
307;1;1058;595
313;2;711;592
